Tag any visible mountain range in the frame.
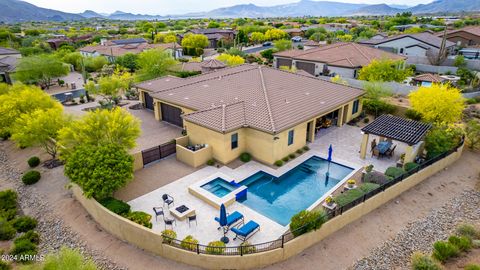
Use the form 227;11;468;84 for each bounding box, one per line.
1;0;480;23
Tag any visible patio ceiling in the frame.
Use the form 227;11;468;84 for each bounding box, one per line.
361;114;432;145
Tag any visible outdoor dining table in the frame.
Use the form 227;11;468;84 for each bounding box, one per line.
376;141;392;154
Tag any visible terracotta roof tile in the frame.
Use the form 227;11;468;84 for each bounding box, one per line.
413;73;446;83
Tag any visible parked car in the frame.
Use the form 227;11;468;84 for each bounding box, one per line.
262;41;272;47
291;36;302;42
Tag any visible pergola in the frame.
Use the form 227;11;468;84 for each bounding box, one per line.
359;115;432;163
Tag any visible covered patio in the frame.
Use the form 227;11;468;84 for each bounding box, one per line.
359;115;432;166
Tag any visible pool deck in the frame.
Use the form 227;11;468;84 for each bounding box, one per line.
128;150;361;246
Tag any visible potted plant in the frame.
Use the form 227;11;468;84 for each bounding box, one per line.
325;196;334;206
347;179;356;188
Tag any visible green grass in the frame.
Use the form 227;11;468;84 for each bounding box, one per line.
334;183;380;207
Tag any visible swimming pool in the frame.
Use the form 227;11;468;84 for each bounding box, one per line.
201;177;239;198
51;89;86;103
240;156;354;226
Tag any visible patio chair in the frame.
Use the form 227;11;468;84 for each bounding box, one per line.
372;147;381;158
152;207;164;222
162;194;174;208
214;211;244;231
370;139;377;153
385;145;397;158
163;216;176;229
187;215;197;227
232;220;260;242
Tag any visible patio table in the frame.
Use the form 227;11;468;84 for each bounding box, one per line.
377;141;392;154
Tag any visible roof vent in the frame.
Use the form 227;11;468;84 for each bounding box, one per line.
184;97;189;100
305;92;310;95
285;99;290;104
148;83;152;85
252;102;257;106
168;93;174;96
320;101;325;104
218;76;222;80
165;79;170;82
234;97;238;100
203;84;209;88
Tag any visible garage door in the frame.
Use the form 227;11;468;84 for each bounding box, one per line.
144;92;154;110
296;61;316;75
161;103;183;127
276;58;292;69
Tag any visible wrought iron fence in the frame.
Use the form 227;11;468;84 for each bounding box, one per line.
161;138;464;256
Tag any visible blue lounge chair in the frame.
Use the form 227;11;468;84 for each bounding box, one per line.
232;220;260;242
214;211;244;230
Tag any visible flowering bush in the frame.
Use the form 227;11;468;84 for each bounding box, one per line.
347;179;356;186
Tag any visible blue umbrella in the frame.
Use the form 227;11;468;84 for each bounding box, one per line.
326;144;333;180
219;204;229;243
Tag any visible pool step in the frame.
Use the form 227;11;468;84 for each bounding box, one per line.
299;166;315;174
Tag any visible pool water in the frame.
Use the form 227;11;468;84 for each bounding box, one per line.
51;89;86;103
201;178;238;198
240;156;353;226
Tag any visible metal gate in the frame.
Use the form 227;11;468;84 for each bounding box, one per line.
276;58;292;69
296;61;316;75
160;103;183;127
141;141;176;166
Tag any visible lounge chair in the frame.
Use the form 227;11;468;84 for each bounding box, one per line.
214;211;244;230
232;220;260;242
162;194;174;208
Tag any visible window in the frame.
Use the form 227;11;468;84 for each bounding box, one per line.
400;48;404;54
231;133;238;149
352;100;360;115
288;130;294;146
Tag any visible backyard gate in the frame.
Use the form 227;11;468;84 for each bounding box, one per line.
141;141;176;166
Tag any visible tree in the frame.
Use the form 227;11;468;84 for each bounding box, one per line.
154;32;177;43
136;48;177;81
424;126;463;159
331;75;348;86
409;84;465;124
250;32;265;44
216;54;245;66
358;59;412;82
14;54;69;89
260;48;278;63
11;107;70;159
61;52;83;71
465;120;480;150
23;247;98;270
427;27;448;66
274;39;292;52
64;143;134;199
181;33;209;56
58;107;141;156
115;53;139;72
310;32;326;42
265;29;288;40
83;56;109;73
207;21;220;28
85;72;133;106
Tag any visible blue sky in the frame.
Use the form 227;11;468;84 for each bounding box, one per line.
23;0;432;15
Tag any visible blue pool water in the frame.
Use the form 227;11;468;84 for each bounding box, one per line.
201;178;238;198
51;89;86;103
240;156;353;226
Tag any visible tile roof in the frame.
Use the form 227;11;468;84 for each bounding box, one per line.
110;38;147;45
136;64;364;134
0;47;20;55
359;32;455;49
413;73;446;83
201;59;226;69
441;26;480;38
0;56;18;72
79;42;181;57
274;42;406;68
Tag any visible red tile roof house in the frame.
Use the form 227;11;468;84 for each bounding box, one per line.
437;26;480;47
135;64;364;165
273;42;406;79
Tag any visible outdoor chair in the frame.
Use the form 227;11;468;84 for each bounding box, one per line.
162;194;174;208
385;145;397;158
370;139;377;153
232;220;260;242
215;211;244;231
152;207;164;222
187;215;197;227
372;148;381;158
163;216;176;229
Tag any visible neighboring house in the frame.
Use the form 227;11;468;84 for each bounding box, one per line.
438;26;480;47
172;59;227;74
178;29;236;49
0;47;21;84
273;42;406;79
359;32;456;57
46;34;92;50
411;73;447;87
459;47;480;59
136;64;364;165
283;28;304;37
393;24;444;32
79;38;182;61
303;40;325;50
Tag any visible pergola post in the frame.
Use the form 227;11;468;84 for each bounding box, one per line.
404;145;415;163
154;101;161;121
360;132;369;159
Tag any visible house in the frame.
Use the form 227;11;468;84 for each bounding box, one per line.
178;29;236;49
172;59;227;74
303;40;325;50
0;47;21;84
359;32;456;57
392;24;444;32
273;42;406;79
411;73;447;87
459;47;480;60
283;28;304;37
79;38;182;62
46;34;92;50
135;64;364;165
438;26;480;47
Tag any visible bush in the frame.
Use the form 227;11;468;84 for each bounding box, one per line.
180;235;198;251
290;210;328;237
99;197;131;215
432;240;459;262
410;252;441;270
161;229;177;244
404;162;419;172
240;153;251;162
124;211;152;229
0;218;16;240
0;190;17;221
10;239;37;262
206;241;225;255
359;182;380;193
238;241;256;254
363;118;370;123
363;99;396;117
425;126;463;159
34;247;98;269
12;216;37;233
0;260;11;270
275;160;284;167
289;153;296;159
21;170;41;185
456;224;480;240
303;145;310;151
282;156;289;162
364;171;389;185
334;188;364;207
405;109;423;121
14;230;40;245
27;156;40;168
448;235;472;251
465;264;480;270
385;167;405;179
206;159;215;166
296;149;304;154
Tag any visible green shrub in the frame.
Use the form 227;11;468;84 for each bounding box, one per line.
465;264;480;270
364;171;389;185
289;153;296;159
238;241;256;254
359;182;380;193
405;109;423;121
240;153;251;162
0;190;17;221
303;146;310;151
289;210;327;237
206;241;225;255
27;156;40;168
466;98;479;105
0;218;16;240
448;235;472;251
124;211;152;229
161;229;177;244
21;170;41;185
206;159;215;166
432;240;459;262
296;149;304;154
99;197;131;215
410;252;441;270
33;247;98;270
14;230;40;245
12;216;37;233
363;99;396;117
0;260;11;270
385;167;405;179
425;126;463;159
456;224;480;240
363;118;370;123
282;156;289;162
473;239;480;248
10;239;37;262
275;160;284;167
404;162;419;172
334;188;364;207
180;235;198;251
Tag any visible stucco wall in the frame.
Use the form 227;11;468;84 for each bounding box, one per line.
131;151;144;171
176;144;213;168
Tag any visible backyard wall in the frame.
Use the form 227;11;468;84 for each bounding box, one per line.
131;151;144;171
176;144;212;168
72;143;464;270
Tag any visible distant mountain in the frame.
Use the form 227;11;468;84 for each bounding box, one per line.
389;4;411;9
408;0;480;14
349;4;402;16
78;10;104;18
107;10;165;20
0;0;83;22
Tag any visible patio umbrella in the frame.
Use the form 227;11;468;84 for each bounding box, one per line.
219;204;229;244
326;144;333;180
